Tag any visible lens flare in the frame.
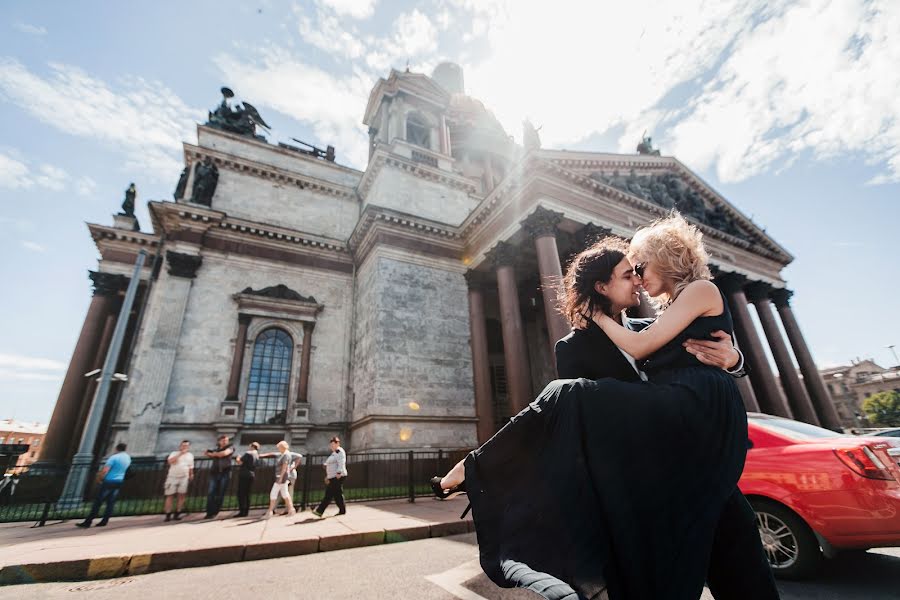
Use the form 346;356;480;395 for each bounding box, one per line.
399;427;413;442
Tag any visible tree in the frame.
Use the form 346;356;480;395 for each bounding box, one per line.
862;390;900;427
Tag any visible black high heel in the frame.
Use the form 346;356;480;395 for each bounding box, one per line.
430;476;467;500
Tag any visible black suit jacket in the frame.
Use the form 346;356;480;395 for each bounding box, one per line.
554;319;649;382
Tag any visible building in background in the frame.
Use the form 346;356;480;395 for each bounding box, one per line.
40;64;840;461
820;360;900;428
0;419;47;467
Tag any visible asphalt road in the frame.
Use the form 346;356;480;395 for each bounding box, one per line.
1;534;898;600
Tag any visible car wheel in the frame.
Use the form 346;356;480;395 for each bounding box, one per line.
749;498;822;579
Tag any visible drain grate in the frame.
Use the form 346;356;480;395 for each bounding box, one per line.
68;578;135;592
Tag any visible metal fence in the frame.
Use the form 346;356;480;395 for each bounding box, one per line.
0;449;470;525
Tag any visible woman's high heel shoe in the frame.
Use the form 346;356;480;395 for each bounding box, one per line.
430;476;466;500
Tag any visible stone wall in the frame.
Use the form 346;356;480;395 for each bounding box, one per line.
364;168;477;226
212;170;359;240
350;254;477;450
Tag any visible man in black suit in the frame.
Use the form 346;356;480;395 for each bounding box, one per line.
555;240;779;600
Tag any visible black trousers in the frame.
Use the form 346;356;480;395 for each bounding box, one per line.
237;472;254;516
706;489;780;599
315;477;346;514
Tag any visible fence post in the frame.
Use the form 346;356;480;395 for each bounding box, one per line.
37;501;51;527
407;451;415;503
300;456;312;510
437;449;444;478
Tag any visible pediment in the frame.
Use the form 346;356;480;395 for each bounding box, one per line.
537;151;792;264
364;69;450;126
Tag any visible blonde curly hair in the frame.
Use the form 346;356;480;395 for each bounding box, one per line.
628;212;711;306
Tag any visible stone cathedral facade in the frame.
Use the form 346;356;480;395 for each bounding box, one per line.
41;64;839;461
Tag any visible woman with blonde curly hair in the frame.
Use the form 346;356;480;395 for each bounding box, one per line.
434;213;768;600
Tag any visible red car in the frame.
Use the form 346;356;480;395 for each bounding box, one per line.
741;413;900;578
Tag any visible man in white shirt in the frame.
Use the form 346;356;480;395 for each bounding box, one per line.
163;440;194;521
312;436;348;517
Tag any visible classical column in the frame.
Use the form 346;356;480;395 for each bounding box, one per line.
716;274;792;417
225;314;252;401
466;271;495;443
488;241;532;414
770;289;842;430
297;321;315;403
735;376;761;413
123;251;202;455
522;207;571;350
746;283;820;425
41;271;126;463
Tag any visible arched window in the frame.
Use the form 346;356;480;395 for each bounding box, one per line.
406;112;431;148
244;328;293;425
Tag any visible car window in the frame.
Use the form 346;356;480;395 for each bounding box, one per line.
875;429;900;437
749;417;846;440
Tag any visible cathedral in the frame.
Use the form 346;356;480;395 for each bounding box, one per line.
40;63;840;461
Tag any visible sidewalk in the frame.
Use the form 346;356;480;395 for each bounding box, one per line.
0;496;473;585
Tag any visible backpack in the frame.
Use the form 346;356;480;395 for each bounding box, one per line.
124;465;136;480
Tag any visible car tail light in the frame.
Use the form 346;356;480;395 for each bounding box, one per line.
834;446;894;480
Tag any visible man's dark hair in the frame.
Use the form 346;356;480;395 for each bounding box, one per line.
217;434;228;441
115;442;127;452
330;436;341;444
181;440;190;445
558;237;630;325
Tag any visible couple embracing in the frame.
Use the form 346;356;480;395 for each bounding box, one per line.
435;213;780;600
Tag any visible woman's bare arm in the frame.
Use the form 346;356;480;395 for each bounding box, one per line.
595;280;723;360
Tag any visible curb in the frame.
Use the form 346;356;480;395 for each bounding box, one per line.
0;519;476;585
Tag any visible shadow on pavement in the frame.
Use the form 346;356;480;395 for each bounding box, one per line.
775;550;900;600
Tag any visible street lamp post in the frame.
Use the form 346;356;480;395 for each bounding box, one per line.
58;250;147;508
887;345;899;368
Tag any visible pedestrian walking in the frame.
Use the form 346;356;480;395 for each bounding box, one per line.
312;437;347;517
76;442;131;528
235;441;260;517
204;434;234;519
264;441;301;518
163;440;194;521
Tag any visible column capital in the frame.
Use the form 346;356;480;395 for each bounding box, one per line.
238;313;252;326
575;222;613;248
521;206;563;239
770;287;793;308
89;271;128;297
166;251;203;279
486;241;518;269
745;281;773;304
302;320;316;333
714;272;748;295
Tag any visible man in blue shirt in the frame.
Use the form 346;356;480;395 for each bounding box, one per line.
76;442;131;528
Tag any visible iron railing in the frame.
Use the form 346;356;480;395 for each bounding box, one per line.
0;449;469;525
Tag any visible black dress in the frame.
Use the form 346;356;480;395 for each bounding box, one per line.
464;304;747;600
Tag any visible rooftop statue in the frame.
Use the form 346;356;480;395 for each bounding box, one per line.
523;119;542;152
636;135;661;156
206;87;271;139
121;183;136;217
191;159;219;207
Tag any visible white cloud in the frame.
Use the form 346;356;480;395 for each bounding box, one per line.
0;58;203;181
14;22;47;36
663;0;900;183
364;9;439;72
317;0;377;19
0;369;62;382
21;241;46;253
298;8;366;59
0;152;31;189
0;353;66;371
214;48;372;168
0;151;68;191
75;175;97;196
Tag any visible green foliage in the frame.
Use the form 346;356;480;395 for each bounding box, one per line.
862;390;900;427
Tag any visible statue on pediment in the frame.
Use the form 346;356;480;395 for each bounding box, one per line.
523;119;541;152
241;284;317;304
206;87;271;139
120;183;136;217
173;167;189;200
637;134;661;156
191;159;218;207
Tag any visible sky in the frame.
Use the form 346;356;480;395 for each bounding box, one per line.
1;0;899;423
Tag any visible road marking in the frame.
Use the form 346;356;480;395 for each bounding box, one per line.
425;559;492;600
